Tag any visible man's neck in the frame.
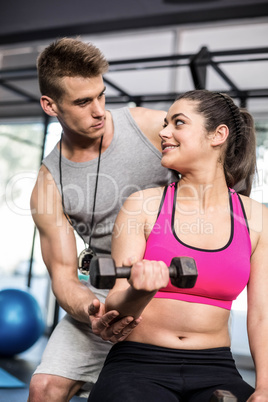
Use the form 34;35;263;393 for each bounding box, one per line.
59;111;114;162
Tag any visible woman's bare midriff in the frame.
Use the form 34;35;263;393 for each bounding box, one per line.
126;298;231;350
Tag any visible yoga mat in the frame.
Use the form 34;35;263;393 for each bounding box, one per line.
0;368;26;388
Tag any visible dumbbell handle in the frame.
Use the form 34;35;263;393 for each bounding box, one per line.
115;265;177;279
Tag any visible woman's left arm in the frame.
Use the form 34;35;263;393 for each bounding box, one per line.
247;201;268;400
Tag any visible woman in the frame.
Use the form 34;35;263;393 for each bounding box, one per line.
88;90;268;401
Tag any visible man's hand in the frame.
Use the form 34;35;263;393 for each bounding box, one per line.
88;299;141;343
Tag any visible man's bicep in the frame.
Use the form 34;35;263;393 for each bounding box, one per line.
31;166;77;271
38;212;78;278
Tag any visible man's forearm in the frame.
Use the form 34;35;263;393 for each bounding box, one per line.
52;278;97;323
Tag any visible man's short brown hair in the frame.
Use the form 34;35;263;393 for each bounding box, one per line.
37;37;109;101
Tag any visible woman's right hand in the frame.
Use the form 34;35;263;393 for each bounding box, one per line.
128;259;169;292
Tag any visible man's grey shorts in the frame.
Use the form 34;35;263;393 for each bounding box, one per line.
33;285;112;398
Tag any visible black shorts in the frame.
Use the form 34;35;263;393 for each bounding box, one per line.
88;341;254;402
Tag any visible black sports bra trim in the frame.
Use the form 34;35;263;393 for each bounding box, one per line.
156;185;169;220
237;193;250;234
171;182;234;253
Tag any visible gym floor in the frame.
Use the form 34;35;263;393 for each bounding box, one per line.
0;334;86;402
0;333;255;402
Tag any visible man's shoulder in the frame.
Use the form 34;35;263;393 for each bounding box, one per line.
32;165;57;199
31;164;61;222
109;106;166;127
127;107;166;150
129;107;166;123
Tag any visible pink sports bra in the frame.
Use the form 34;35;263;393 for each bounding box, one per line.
143;183;251;310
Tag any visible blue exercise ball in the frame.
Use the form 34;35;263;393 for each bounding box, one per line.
0;288;45;356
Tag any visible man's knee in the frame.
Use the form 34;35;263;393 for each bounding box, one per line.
28;373;84;402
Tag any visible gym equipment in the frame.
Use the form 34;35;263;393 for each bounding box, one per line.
210;390;237;402
89;256;198;289
0;288;45;357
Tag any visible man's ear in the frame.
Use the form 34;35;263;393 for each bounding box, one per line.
211;124;229;147
40;95;58;117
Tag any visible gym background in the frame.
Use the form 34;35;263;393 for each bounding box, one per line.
0;0;268;399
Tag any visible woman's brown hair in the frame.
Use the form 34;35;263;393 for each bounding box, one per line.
176;90;257;196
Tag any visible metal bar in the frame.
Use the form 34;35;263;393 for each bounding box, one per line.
0;132;41;147
0;100;39;106
0;79;39;102
211;57;268;64
27;226;37;288
189;46;210;89
0;55;266;77
105;88;268;104
0;68;37;80
1;87;267;110
0;48;267;78
27;112;50;288
210;61;240;92
103;76;131;97
210;47;268;57
107;47;268;67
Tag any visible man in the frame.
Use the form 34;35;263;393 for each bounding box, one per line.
29;37;177;401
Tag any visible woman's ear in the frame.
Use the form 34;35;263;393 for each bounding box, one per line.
211;124;229;147
40;96;58;117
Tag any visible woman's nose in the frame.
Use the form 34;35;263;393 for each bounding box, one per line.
159;125;172;139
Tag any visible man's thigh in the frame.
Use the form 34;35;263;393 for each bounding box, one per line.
33;313;112;397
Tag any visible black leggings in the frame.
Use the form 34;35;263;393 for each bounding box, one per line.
88;341;254;402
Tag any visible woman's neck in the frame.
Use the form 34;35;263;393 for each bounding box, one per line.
177;175;229;212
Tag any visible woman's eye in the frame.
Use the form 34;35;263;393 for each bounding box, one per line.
175;119;184;126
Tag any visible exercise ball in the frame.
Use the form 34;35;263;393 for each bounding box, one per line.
0;288;45;356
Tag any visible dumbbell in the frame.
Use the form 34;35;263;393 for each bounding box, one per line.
210;390;237;402
89;256;198;289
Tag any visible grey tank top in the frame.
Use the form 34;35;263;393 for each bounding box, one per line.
43;107;178;255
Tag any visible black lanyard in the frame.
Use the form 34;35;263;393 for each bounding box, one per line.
59;133;103;248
